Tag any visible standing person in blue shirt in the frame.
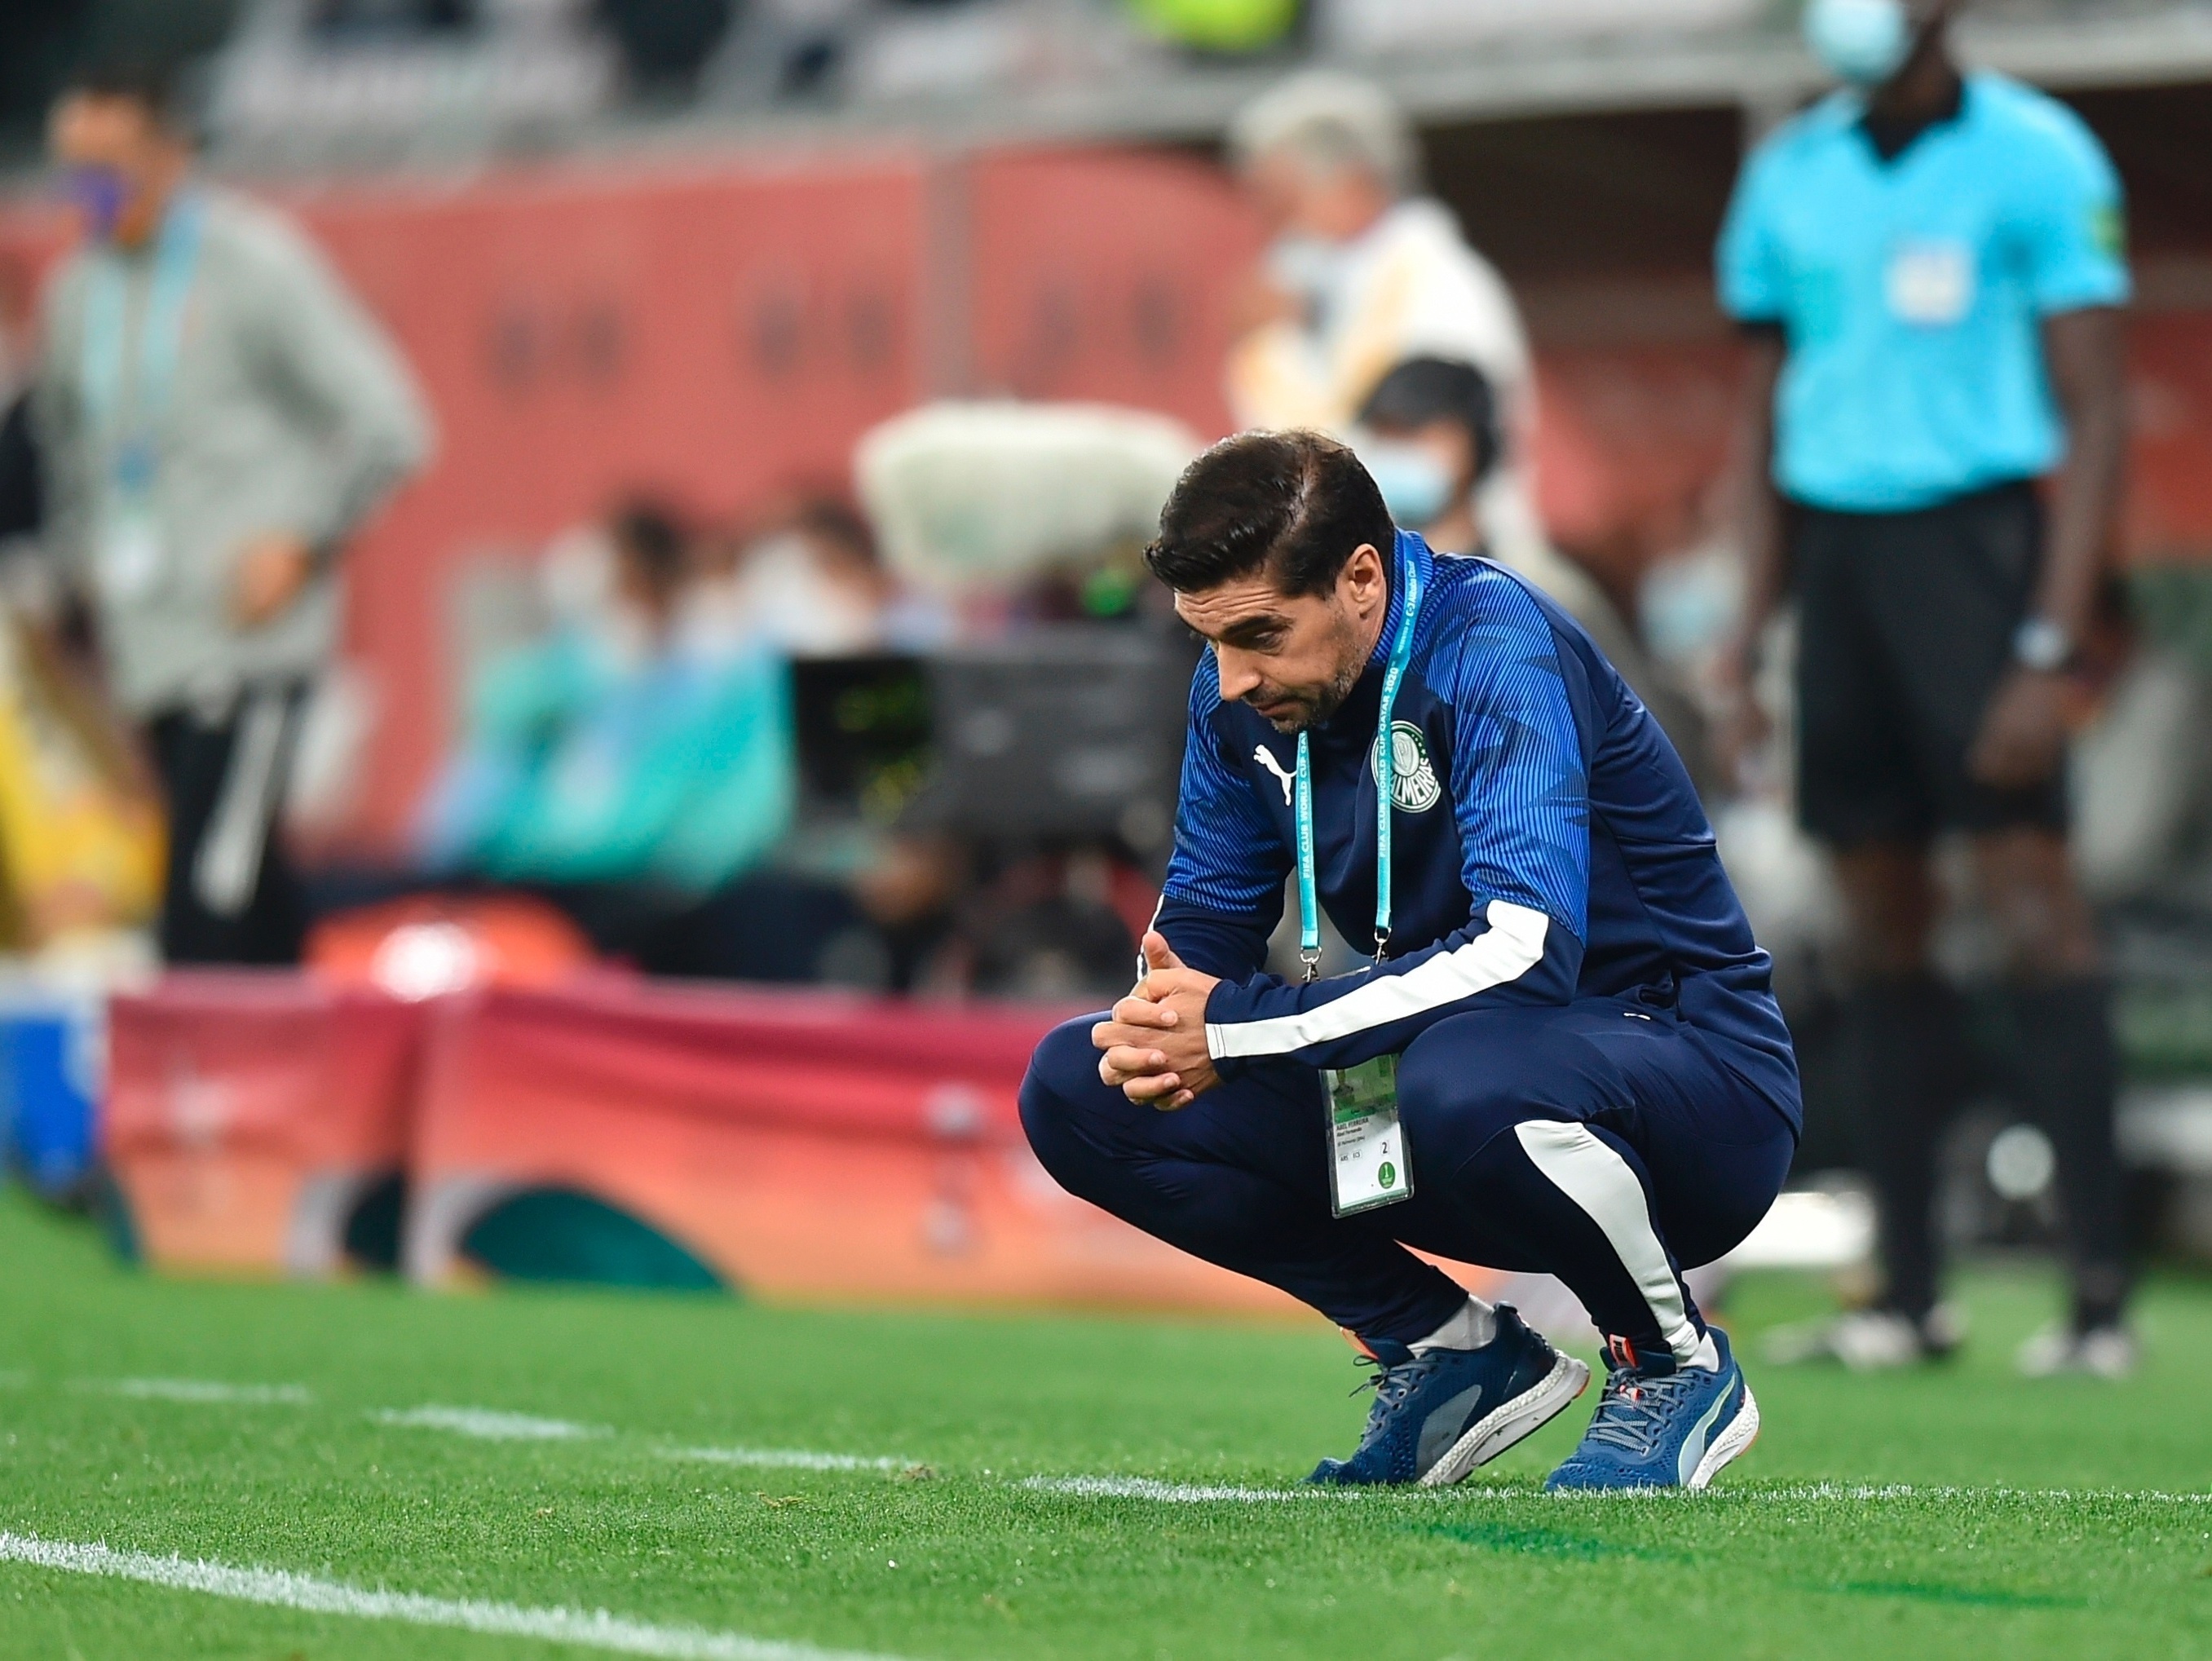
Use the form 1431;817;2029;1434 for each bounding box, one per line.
1715;0;2134;1374
1019;431;1799;1490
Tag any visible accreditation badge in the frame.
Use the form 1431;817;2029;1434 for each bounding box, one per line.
1324;1054;1412;1216
1883;239;1975;327
97;502;164;603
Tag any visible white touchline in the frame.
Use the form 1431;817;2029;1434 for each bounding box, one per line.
1031;1474;2212;1507
95;1379;313;1407
0;1532;910;1661
1021;1476;1322;1504
370;1407;608;1441
664;1447;907;1472
1709;1483;2212;1506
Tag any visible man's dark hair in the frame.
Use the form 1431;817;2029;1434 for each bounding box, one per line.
793;495;879;569
64;55;191;135
610;497;689;594
1146;430;1395;598
1358;356;1503;484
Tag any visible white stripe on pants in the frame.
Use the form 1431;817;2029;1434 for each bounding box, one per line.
1513;1118;1700;1365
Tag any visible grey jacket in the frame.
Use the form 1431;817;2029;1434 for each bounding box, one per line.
33;184;430;714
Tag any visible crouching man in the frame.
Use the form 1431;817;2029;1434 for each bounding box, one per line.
1019;431;1799;1490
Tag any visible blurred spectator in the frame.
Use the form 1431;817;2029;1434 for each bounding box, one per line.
1357;355;1713;793
1223;72;1548;573
414;497;965;987
1354;356;1499;556
419;499;795;906
1718;0;2133;1372
33;57;430;965
689;495;948;658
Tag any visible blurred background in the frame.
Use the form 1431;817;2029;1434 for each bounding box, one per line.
0;0;2208;1327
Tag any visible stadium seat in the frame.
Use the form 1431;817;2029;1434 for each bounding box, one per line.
104;974;427;1276
406;978;1314;1312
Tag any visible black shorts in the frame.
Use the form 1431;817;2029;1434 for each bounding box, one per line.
1792;479;2065;847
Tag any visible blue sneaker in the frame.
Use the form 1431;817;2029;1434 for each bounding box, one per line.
1543;1327;1759;1492
1306;1305;1591;1487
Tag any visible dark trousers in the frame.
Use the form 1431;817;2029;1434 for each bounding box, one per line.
147;693;307;966
1020;996;1797;1359
1852;975;2130;1330
1791;484;2131;1331
1793;482;2064;842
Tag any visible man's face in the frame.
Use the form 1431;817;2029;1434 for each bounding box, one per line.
1174;543;1388;733
49;93;183;246
1241;149;1391;245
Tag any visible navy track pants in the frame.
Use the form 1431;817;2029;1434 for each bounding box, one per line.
1019;995;1798;1363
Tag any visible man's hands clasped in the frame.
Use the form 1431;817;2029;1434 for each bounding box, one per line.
1093;932;1222;1111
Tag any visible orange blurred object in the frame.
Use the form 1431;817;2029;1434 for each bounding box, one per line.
305;893;597;1001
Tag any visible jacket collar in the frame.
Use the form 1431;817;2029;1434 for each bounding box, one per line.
1366;528;1433;670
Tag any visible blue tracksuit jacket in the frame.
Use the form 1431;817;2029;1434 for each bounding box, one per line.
1158;530;1801;1129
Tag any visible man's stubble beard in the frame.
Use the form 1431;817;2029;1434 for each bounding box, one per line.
1256;611;1367;735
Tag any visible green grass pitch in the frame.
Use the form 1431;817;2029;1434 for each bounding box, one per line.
0;1187;2206;1660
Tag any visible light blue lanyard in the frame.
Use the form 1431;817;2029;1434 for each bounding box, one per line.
81;192;205;497
1296;547;1425;983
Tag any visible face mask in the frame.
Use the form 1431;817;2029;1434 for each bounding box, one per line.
1265;234;1349;306
1360;440;1457;530
1804;0;1912;86
62;166;130;241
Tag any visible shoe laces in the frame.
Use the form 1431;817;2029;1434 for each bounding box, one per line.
1349;1352;1438;1442
1579;1367;1701;1457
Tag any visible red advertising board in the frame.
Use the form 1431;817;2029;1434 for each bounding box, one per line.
403;978;1309;1310
965;146;1263;436
104;972;426;1274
